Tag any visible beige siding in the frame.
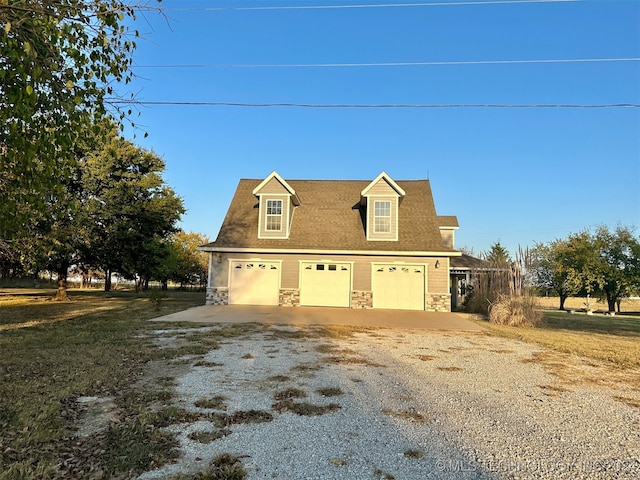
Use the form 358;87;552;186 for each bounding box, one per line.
209;257;230;287
258;195;290;238
440;229;454;249
427;258;449;293
259;177;289;194
211;252;450;296
366;178;397;196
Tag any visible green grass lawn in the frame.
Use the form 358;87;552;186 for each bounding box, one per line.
0;288;205;480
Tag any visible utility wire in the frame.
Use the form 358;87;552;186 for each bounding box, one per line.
110;100;640;108
134;57;640;69
163;0;579;12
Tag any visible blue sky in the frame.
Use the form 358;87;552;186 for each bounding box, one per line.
121;0;640;256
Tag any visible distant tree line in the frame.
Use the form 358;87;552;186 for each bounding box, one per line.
530;226;640;312
0;120;209;298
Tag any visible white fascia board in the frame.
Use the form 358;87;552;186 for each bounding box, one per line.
360;171;406;197
252;171;300;205
198;246;462;257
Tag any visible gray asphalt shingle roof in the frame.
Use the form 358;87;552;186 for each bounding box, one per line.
203;178;458;253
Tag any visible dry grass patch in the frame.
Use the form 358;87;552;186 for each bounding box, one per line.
316;387;343;397
382;409;429;423
521;351;640;392
274;388;307;400
612;396;640;409
373;469;396;480
266;374;291;383
416;354;436;361
193;360;224;368
194;395;227;410
478;310;640;371
404;449;424;459
188;429;231;443
538;384;572;397
227;409;274;425
180;453;247;480
272;399;341;416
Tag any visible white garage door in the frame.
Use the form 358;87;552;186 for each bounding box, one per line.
372;264;425;310
300;262;351;307
229;261;280;305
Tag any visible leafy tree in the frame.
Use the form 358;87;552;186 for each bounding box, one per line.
593;226;640;312
532;227;640;312
531;235;590;310
83;130;184;292
169;231;211;289
0;0;159;239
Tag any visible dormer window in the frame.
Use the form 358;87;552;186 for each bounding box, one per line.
266;199;283;231
253;171;300;239
373;200;391;233
361;172;405;241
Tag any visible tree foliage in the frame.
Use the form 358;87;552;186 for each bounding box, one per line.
485;241;511;266
82;125;184;291
1;121;184;295
532;226;640;312
168;231;211;289
0;0;159;238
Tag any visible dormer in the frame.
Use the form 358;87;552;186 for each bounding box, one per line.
253;171;300;239
360;172;406;241
438;216;459;249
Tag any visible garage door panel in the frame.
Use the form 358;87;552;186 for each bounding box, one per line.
229;261;280;305
373;264;424;310
300;262;351;307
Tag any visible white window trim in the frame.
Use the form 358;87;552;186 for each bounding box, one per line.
266;199;283;232
366;195;399;241
257;195;291;239
373;199;392;234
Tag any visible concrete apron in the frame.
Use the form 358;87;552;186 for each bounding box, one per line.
150;305;485;331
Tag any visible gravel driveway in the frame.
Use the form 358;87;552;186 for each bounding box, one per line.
139;323;639;480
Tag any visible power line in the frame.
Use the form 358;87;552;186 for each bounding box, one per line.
163;0;580;12
110;100;640;108
134;57;640;69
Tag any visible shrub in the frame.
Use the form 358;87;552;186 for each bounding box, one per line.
489;294;542;327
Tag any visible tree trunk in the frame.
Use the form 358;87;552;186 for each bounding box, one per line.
104;269;112;292
606;293;616;313
559;294;567;311
55;266;69;301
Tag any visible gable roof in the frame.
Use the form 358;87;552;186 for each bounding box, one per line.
202;178;459;254
360;171;406;198
252;170;301;205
